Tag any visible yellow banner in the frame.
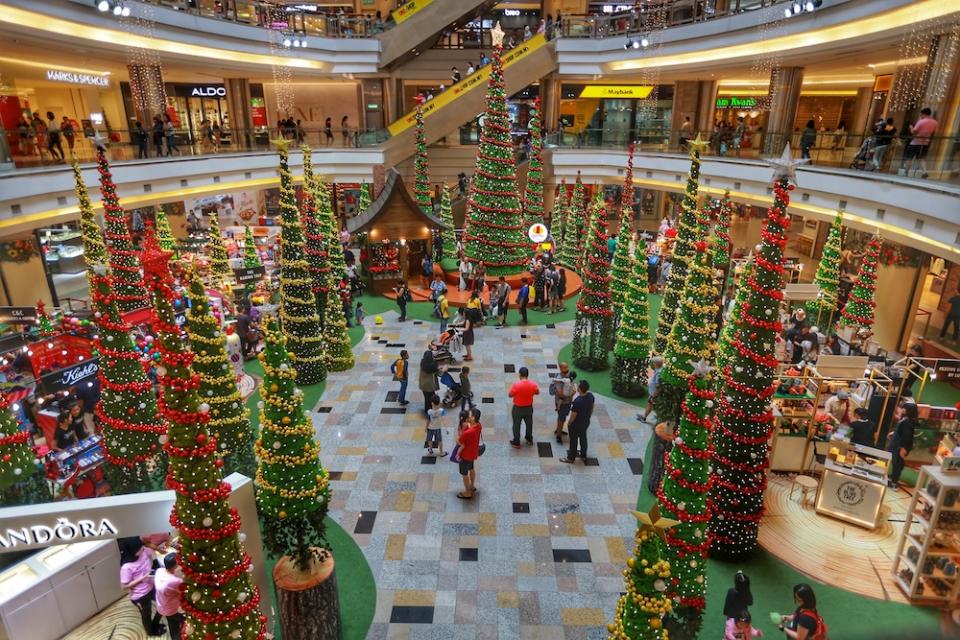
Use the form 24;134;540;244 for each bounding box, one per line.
391;0;434;24
578;85;654;99
387;33;547;137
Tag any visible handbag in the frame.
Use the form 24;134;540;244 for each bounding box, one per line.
477;428;486;457
449;444;461;463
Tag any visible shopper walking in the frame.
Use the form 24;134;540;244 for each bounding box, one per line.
640;356;664;423
508;366;539;448
800;120;816;161
45;111;65;161
394;279;410;321
559;380;594;463
425;395;447;457
119;538;166;637
151;115;165;156
939;284;960;341
154;553;184;640
461;315;474;361
341;115;351;147
778;584;827;640
871;117;896;171
438;292;450;333
516;277;530;324
163;115;181;156
391;350;409;406
134;121;149;158
887;402;918;490
324;117;334;145
900;107;938;178
456;407;482;499
496;277;511;327
61;116;76;153
551;362;576;443
418;349;439;415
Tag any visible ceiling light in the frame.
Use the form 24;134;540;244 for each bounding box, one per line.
292;39;301;47
784;7;792;17
300;39;307;48
793;2;802;14
96;0;109;11
631;40;640;49
282;37;292;47
121;5;130;16
805;1;815;10
640;36;649;47
112;4;122;15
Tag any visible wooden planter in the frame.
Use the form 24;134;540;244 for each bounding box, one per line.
273;550;342;640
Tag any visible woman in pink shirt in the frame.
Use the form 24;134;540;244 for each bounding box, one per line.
118;537;165;636
154;553;185;640
900;107;938;178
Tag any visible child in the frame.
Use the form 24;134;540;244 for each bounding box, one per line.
725;610;762;640
425;395;447;457
459;366;473;411
355;301;364;325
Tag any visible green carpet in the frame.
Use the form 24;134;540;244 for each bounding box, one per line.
353;291;582;327
918;378;960;407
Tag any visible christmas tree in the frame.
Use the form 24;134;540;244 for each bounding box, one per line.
413;96;432;213
709;173;794;560
187;270;257;479
657;361;715;631
143;230;267;640
806;211;844;324
96;147;148;313
559;173;586;268
653;136;708;355
522;96;545;229
242;226;261;269
301;156;333;318
35;300;56;337
607;505;677;640
716;258;753;381
610;144;636;318
572;198;614;371
462;23;527;276
710;192;733;291
72;156;107;270
255;318;332;569
552;178;569;253
321;268;354;372
277;140;326;385
836;234;882;334
611;249;651;397
357;182;371;215
156;206;177;255
439;183;456;255
0;395;52;506
207;213;233;286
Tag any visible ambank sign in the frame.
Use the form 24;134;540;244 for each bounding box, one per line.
45;69;109;87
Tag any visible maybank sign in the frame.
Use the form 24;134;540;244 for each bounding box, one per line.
46;69;109;87
578;85;654;99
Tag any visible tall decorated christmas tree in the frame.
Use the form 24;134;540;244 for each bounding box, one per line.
572;198;614;370
277;139;326;385
96;147;148;313
522;97;545;229
255;319;332;568
243;226;261;268
710;192;734;291
610;144;636;318
552;178;569;253
806;211;844;325
413;96;432;213
357;182;372;215
716;257;753;381
653;136;708;355
657;360;715;636
559;173;586;268
187;270;257;479
607;505;677;640
462;23;527;276
156;206;178;255
439;183;456;255
709;149;800;559
142;231;267;640
73;156;107;271
207;213;233;286
836;234;882;335
0;396;52;506
611;251;651;397
302;162;333;318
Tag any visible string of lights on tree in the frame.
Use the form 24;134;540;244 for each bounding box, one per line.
357;182;372;216
413;96;432;213
559;172;586;269
805;210;844;326
276;140;326;385
835;234;882;334
572;198;614;371
0;394;52;506
320;218;354;372
438;183;456;254
716;257;754;386
710;192;734;293
552;178;569;254
142;229;267;640
462;23;528;276
155;206;178;256
610;143;637;319
522;97;546;232
611;246;651;398
242;226;262;269
207;213;234;288
300;148;332;320
254;319;332;570
186;269;257;479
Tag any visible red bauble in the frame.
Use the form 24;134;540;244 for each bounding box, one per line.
212;589;222;598
196;433;208;445
2;454;10;462
215;458;225;468
127;407;136;415
189;552;199;563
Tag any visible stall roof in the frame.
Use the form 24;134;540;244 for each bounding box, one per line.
346;169;448;235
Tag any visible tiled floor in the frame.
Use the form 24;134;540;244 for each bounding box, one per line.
313;313;652;639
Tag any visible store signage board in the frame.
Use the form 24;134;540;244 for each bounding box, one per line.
233;265;266;285
716;96;759;109
190;85;227;97
528;223;549;243
934;360;960;384
0;307;37;323
578;85;654;99
45;69;109;87
38;357;99;395
815;466;885;529
391;0;432;24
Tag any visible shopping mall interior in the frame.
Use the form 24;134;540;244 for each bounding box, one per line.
0;1;958;639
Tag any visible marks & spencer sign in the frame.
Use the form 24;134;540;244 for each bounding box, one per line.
46;69;110;87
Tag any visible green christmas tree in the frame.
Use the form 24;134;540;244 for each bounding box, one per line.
710;192;733;291
607;505;676;640
439;183;456;255
155;206;177;255
653;136;708;355
657;361;715;632
187;270;257;479
836;234;882;334
0;396;52;506
413;96;432;213
142;230;266;640
255;319;332;569
96;148;148;313
242;226;261;269
709;174;794;560
277;139;326;385
462;25;527;276
716;257;754;381
611;144;636;318
806;210;844;325
559;172;586;268
321;225;355;372
72;156;107;271
522;96;545;229
357;182;372;215
572;198;614;371
206;213;233;286
611;250;651;397
301;154;333;318
552;178;569;253
35;300;56;337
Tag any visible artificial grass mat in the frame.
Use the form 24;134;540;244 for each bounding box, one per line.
353;291;583;326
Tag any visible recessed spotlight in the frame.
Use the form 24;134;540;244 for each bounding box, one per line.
121;5;130;16
784;7;792;17
113;3;122;15
283;37;292;47
640;36;649;47
96;0;109;11
792;2;801;13
631;40;640;49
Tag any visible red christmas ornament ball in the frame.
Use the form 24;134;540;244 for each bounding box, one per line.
196;433;208;445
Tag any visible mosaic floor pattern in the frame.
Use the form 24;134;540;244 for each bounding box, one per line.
313;313;652;639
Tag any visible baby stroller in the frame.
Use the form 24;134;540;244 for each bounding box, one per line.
439;369;464;408
850;133;876;170
431;328;463;365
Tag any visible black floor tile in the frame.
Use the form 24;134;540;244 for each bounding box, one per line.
327;471;343;481
627;457;644;476
521;334;528;339
481;397;495;404
316;407;332;413
354;510;377;534
552;548;592;563
537;442;553;458
512;502;530;513
504;364;515;373
380;407;407;414
583;457;600;466
545;323;556;329
459;548;479;561
370;336;380;341
385;391;399;402
546;364;558;369
413;320;424;325
378;339;389;345
390;606;434;624
386;343;405;348
420;456;437;464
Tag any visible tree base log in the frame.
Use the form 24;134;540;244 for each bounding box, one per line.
274;550;342;640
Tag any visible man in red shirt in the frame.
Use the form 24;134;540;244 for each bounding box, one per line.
508;366;540;448
457;408;482;499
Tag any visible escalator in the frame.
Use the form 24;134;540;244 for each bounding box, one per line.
380;33;557;166
378;0;497;68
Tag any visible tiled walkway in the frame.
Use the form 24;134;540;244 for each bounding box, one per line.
314;313;652;639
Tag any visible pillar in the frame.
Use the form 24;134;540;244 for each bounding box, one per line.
127;64;166;128
225;78;254;150
922;29;960;174
670;80;717;144
541;75;562;133
762;66;803;155
849;86;873;138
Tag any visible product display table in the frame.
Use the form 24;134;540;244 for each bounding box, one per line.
815;443;891;529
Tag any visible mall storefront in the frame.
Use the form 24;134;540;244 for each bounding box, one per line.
558;84;674;146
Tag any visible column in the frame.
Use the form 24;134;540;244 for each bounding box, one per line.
126;64;166;129
670;80;717;144
224;78;254;150
848;86;873;141
922;30;960;173
763;66;803;155
541;75;562;134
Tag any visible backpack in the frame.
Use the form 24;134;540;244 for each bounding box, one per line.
391;358;405;381
798;609;828;640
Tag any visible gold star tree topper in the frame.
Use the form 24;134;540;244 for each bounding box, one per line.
491;21;505;47
686;133;709;159
634;504;680;542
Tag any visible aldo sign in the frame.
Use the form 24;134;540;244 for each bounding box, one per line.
190;85;227;97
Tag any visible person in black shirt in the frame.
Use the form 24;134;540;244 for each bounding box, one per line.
779;583;826;640
887;402;918;489
849;407;876;447
559;380;595;463
53;412;83;451
723;570;753;620
940;285;960;342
